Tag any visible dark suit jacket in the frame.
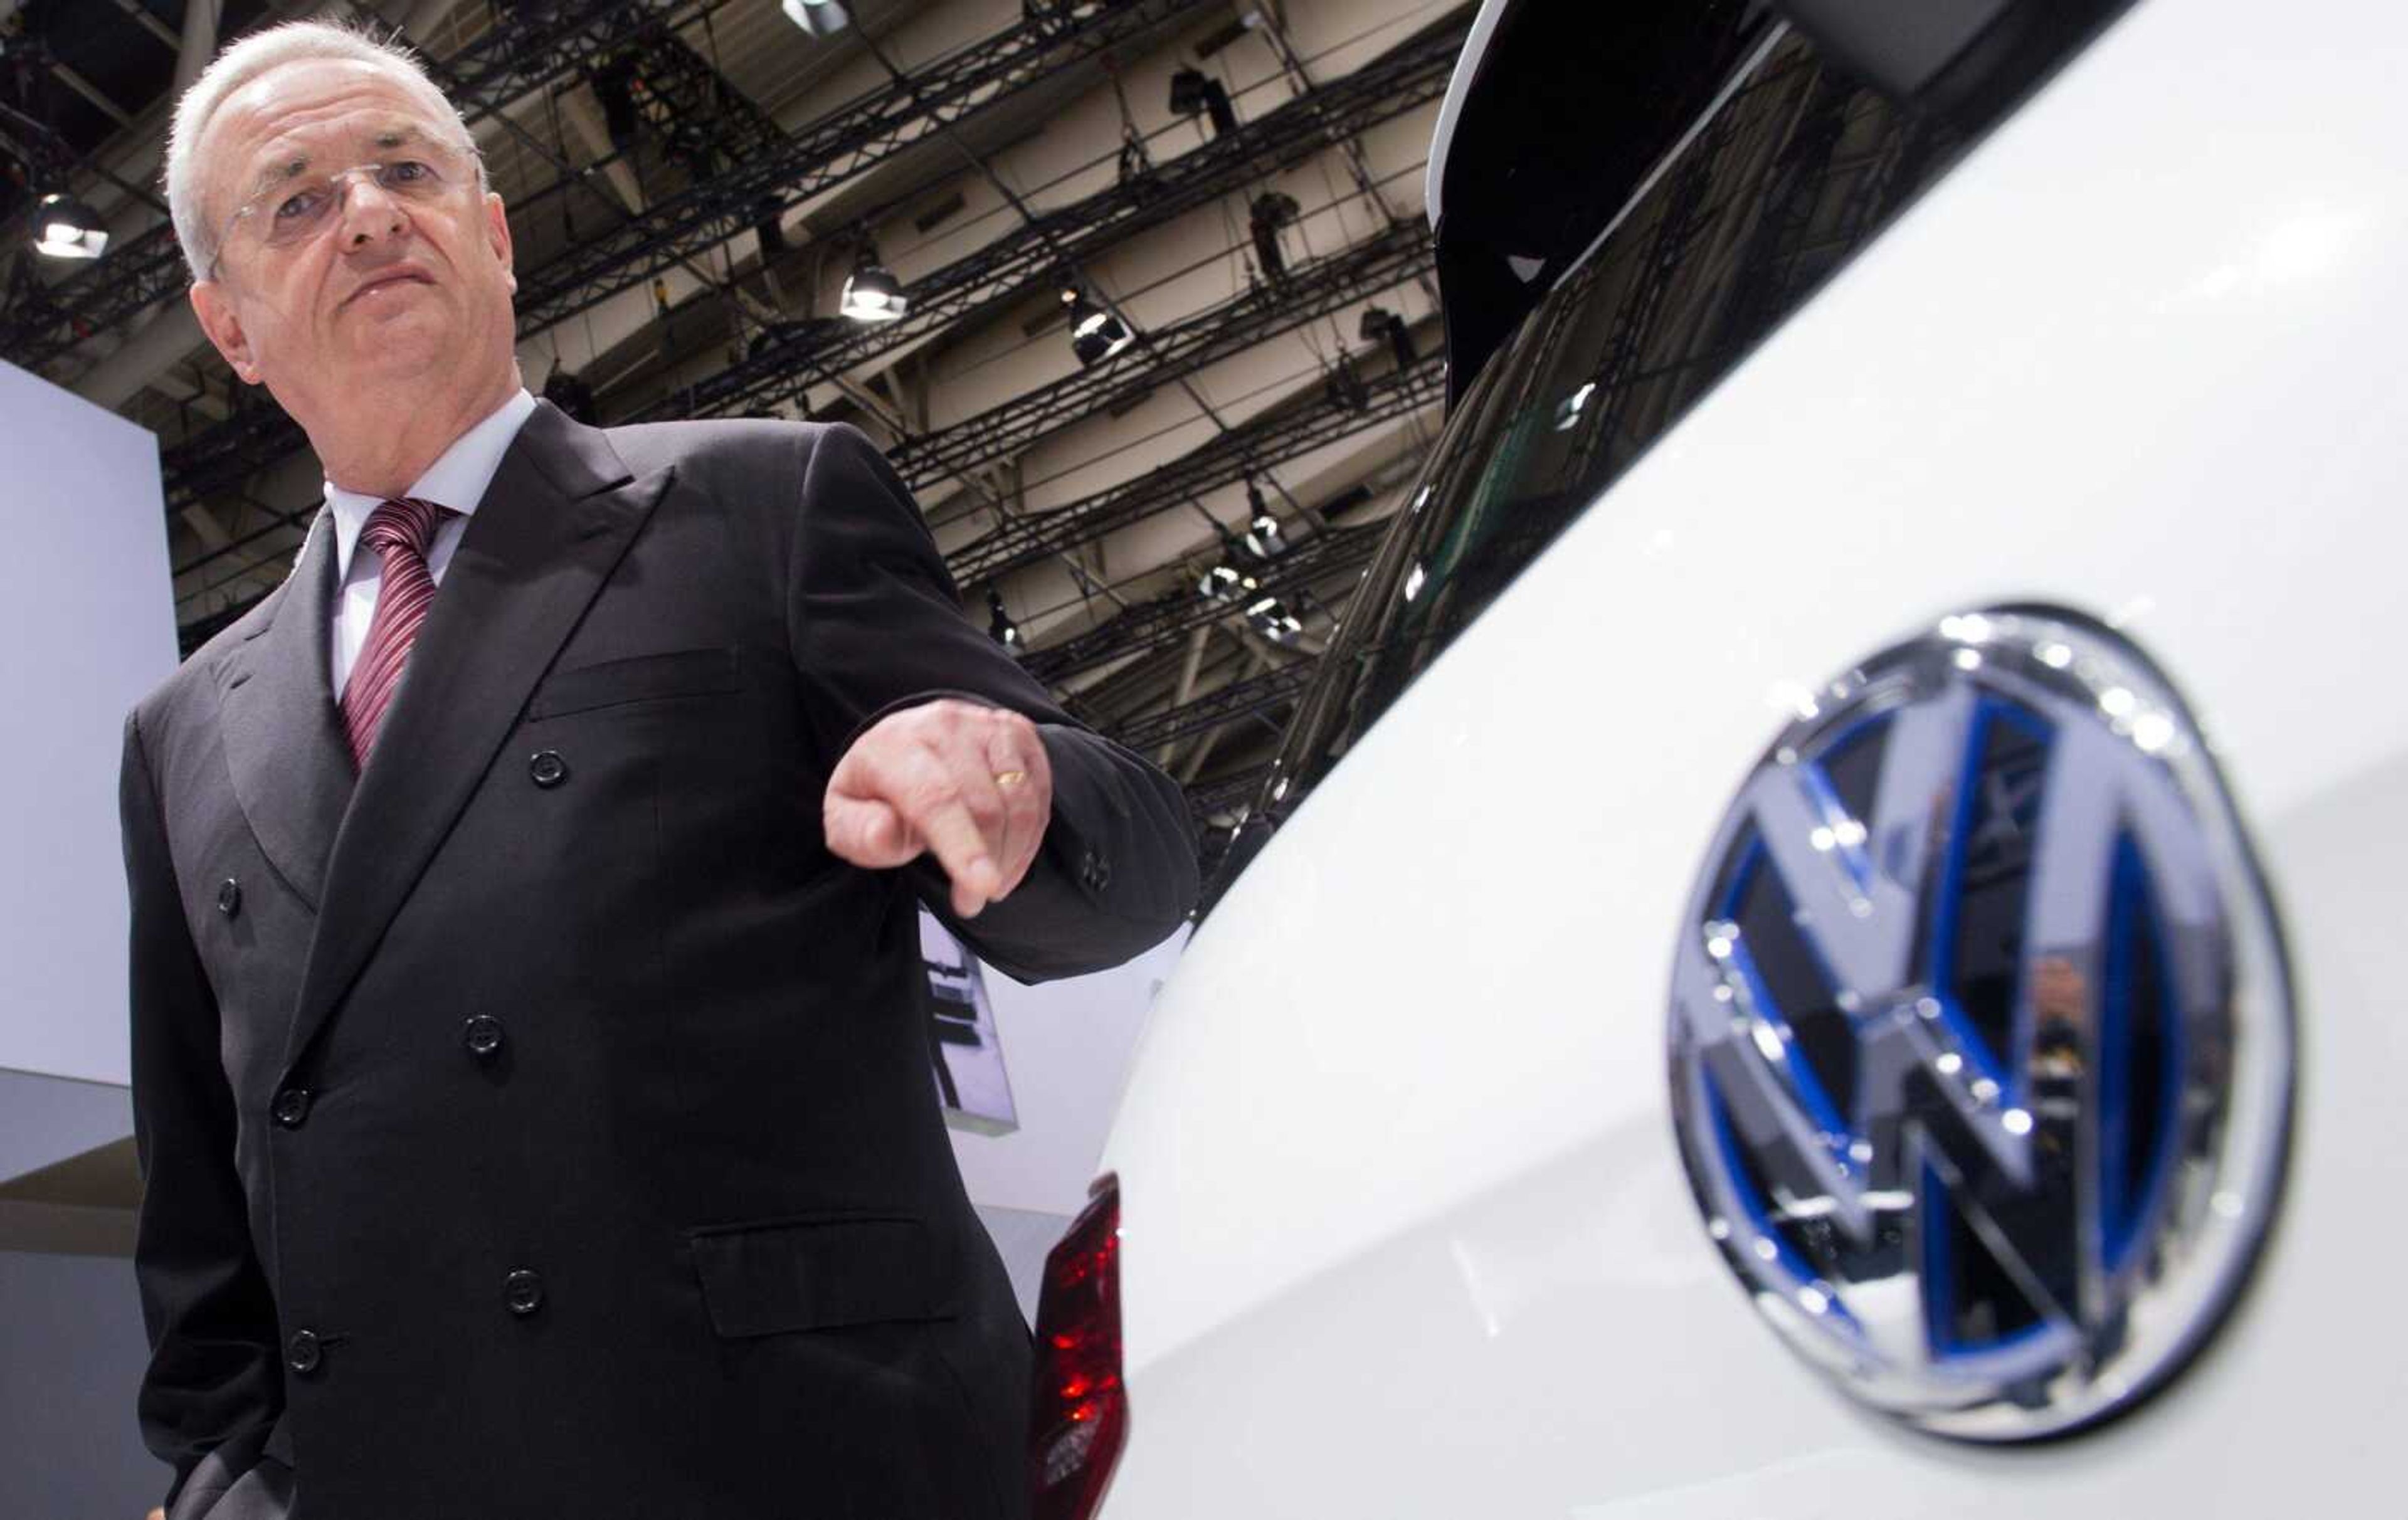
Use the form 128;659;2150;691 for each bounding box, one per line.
117;402;1198;1520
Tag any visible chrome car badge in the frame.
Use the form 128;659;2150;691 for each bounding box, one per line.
1667;608;2293;1439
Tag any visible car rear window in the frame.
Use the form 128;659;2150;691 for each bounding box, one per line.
1205;0;2131;901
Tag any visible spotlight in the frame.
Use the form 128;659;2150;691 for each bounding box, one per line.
1249;191;1297;283
33;194;107;260
541;367;598;425
753;198;789;260
1360;305;1417;373
1240;480;1286;559
1064;290;1134;366
781;0;852;37
1198;563;1259;604
592;57;642;150
1168;68;1238;137
1168;68;1209;115
841;243;907;322
1245;596;1303;646
986;588;1022;652
1325;354;1370;414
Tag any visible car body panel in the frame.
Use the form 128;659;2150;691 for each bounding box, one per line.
1100;0;2405;1509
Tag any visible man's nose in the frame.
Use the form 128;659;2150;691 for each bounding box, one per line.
337;174;409;249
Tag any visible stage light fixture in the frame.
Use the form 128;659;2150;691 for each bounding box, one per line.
781;0;852;37
1239;480;1287;559
1245;596;1303;645
1065;290;1134;366
1325;354;1370;414
592;58;642;149
986;589;1023;652
1168;68;1237;137
1198;564;1258;604
1249;192;1297;282
754;198;789;260
541;367;598;425
841;243;907;322
1360;305;1417;372
33;194;107;260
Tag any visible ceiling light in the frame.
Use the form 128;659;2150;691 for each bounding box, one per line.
33;194;106;260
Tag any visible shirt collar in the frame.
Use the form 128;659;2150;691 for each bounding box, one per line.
324;386;539;585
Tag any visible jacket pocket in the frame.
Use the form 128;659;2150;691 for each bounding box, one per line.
526;647;744;722
686;1213;956;1338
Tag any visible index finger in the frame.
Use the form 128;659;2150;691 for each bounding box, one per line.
911;792;1003;916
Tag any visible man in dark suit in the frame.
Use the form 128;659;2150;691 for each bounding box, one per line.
122;21;1196;1520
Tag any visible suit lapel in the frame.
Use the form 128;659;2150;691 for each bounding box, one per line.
279;401;673;1078
218;505;354;912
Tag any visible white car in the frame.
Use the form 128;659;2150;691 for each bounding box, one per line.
1027;0;2403;1514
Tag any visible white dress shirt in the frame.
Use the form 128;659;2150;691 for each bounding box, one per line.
323;387;538;702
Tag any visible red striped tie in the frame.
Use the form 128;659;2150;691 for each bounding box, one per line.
342;495;457;771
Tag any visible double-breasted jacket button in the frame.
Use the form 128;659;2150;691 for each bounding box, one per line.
271;1087;312;1128
285;1329;323;1375
504;1268;546;1317
527;749;569;788
216;878;241;916
462;1015;507;1062
1077;848;1112;894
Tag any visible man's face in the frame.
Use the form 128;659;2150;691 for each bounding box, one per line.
188;60;517;423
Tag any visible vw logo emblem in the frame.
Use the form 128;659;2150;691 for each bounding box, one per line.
1667;609;2293;1438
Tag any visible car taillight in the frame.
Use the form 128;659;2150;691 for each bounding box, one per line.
1028;1173;1127;1520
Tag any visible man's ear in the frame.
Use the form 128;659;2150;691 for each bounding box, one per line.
189;280;263;384
485;191;515;295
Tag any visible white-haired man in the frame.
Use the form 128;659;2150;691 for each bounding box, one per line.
120;21;1196;1520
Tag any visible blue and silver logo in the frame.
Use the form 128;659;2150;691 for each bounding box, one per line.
1668;609;2293;1438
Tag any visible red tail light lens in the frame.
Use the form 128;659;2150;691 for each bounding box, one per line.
1029;1173;1127;1520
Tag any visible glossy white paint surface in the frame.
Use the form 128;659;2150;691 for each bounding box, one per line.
1099;0;2407;1510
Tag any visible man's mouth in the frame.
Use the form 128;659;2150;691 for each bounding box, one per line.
346;270;433;305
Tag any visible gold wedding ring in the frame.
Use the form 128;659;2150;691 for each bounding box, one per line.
993;769;1029;788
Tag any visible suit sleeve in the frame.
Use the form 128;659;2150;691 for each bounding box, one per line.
120;707;285;1515
783;422;1198;982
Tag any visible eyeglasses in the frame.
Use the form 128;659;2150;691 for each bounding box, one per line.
202;143;473;281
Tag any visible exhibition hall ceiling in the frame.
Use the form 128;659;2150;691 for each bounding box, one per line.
0;0;1467;857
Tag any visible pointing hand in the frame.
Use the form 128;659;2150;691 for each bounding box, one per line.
823;699;1053;917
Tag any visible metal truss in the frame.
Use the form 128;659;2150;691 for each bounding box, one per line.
0;0;724;371
1181;761;1271;826
631;14;1470;424
1107;660;1315;751
949;355;1440;586
153;0;1210;514
510;0;1218;336
890;221;1435;492
1023;520;1383;684
611;26;793;173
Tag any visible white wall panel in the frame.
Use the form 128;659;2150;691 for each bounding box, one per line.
0;361;174;1088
